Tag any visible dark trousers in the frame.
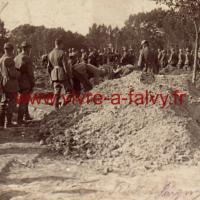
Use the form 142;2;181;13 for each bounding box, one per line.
18;90;31;122
53;80;72;109
0;92;17;126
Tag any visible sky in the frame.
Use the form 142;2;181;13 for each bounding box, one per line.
0;0;163;35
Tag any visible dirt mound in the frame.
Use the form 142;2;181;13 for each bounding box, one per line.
38;71;200;174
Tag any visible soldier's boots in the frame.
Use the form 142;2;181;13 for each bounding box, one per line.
17;110;26;125
24;115;33;121
0;103;6;129
5;113;18;128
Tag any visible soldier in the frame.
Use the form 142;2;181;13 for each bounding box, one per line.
160;50;168;69
72;63;106;92
177;49;185;69
80;49;88;64
14;41;35;124
0;43;20;128
113;49;120;66
102;48;107;65
68;48;72;57
16;44;21;55
48;39;72;110
168;48;178;68
88;49;98;66
138;40;155;73
120;47;129;66
127;48;135;65
107;48;115;65
41;54;48;68
157;49;162;62
184;48;193;71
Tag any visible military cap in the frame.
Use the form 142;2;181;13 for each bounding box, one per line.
186;48;190;52
55;38;62;44
4;42;14;49
21;41;31;48
141;40;148;46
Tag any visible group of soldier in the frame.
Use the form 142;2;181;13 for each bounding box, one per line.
43;46;135;68
157;47;195;72
138;41;200;74
0;41;34;129
0;37;199;129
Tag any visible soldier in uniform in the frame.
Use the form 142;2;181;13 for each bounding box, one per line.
157;49;162;63
14;41;35;124
120;47;130;66
48;39;72;110
177;49;185;69
41;54;48;68
102;48;107;65
168;48;178;68
138;40;155;73
16;44;21;55
127;48;135;65
96;49;103;66
160;50;168;69
80;49;88;64
72;63;106;92
107;48;115;65
184;48;193;71
0;43;20;128
114;49;120;66
88;49;98;66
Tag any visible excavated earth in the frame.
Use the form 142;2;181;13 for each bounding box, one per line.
38;71;200;175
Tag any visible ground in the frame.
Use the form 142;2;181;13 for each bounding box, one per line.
0;128;200;200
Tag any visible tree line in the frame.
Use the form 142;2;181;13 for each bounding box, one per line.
0;7;198;60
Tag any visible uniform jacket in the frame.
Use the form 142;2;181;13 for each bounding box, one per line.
14;52;35;91
140;46;155;69
48;48;71;82
0;54;20;93
168;52;178;66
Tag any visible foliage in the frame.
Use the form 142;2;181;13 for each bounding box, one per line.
0;19;8;55
11;24;87;57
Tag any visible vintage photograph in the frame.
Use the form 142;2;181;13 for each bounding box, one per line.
0;0;200;199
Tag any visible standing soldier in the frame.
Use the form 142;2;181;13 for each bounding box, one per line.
184;48;194;71
127;48;135;65
15;41;35;124
80;49;88;64
160;50;168;69
88;49;97;66
48;39;72;110
16;44;21;55
120;47;129;66
102;48;107;65
168;48;178;68
107;48;115;65
114;49;120;66
157;49;162;62
0;43;20;128
138;40;155;73
177;49;185;69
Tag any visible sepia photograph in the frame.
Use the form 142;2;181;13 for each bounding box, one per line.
0;0;200;199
